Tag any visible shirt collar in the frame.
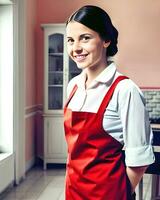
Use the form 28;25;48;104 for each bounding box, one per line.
77;62;117;89
95;62;117;84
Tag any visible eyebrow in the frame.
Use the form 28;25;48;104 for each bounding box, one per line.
67;33;93;39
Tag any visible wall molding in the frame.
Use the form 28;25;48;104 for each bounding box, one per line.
141;87;160;91
25;105;38;114
25;104;43;118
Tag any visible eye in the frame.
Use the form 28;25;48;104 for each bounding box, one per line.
82;36;90;42
67;38;74;45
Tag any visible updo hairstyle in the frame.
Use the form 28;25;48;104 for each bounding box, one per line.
66;5;118;57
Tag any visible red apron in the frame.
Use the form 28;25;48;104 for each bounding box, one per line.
64;76;132;200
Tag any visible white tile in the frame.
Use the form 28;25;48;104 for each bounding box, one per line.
37;187;63;200
58;189;65;200
48;176;65;188
21;191;40;200
13;181;33;192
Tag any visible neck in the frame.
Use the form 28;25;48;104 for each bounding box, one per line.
85;64;107;88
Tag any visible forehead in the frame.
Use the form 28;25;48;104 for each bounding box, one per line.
66;21;99;37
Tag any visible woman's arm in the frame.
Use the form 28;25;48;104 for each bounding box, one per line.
126;166;148;193
117;79;154;192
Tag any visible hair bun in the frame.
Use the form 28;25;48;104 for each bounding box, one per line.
107;26;118;57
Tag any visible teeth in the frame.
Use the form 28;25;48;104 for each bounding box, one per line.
75;55;86;58
73;54;87;62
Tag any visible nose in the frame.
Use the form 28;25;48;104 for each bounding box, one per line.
72;41;82;52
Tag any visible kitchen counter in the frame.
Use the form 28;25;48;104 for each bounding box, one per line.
151;124;160;152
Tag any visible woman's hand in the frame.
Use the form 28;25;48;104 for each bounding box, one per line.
126;166;148;193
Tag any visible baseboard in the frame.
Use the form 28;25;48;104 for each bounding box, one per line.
25;156;36;172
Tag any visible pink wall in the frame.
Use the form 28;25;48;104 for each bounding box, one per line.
26;0;37;107
112;1;160;88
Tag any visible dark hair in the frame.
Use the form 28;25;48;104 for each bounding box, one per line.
66;5;118;57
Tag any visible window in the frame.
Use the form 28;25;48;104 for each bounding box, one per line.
0;4;13;154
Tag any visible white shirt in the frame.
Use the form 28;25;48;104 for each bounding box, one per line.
67;62;155;167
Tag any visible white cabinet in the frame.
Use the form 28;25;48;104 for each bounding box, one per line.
42;24;81;169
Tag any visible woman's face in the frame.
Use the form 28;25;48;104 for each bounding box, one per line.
66;21;109;71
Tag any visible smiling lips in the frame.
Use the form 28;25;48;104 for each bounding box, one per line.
74;54;88;62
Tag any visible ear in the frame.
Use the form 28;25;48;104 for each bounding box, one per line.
103;40;110;48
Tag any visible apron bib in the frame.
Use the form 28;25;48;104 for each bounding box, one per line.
64;76;132;200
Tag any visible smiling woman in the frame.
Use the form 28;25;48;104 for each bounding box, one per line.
63;5;155;200
66;22;109;80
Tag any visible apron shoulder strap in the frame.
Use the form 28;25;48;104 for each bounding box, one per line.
64;84;78;108
98;76;129;114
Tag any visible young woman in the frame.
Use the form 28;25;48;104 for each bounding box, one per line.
64;5;155;200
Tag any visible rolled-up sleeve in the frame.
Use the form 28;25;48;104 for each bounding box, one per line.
118;80;155;167
125;144;155;166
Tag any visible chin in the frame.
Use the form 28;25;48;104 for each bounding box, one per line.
76;63;89;70
76;64;86;69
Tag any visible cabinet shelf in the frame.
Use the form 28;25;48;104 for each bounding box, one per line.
49;53;63;56
49;85;63;87
49;71;63;73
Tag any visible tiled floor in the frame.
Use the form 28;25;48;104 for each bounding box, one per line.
0;165;155;200
0;165;65;200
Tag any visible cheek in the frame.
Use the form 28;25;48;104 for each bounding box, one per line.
95;44;105;56
87;42;103;54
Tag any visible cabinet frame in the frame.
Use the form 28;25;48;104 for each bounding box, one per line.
42;24;68;169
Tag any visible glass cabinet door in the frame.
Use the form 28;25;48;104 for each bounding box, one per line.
48;33;63;110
